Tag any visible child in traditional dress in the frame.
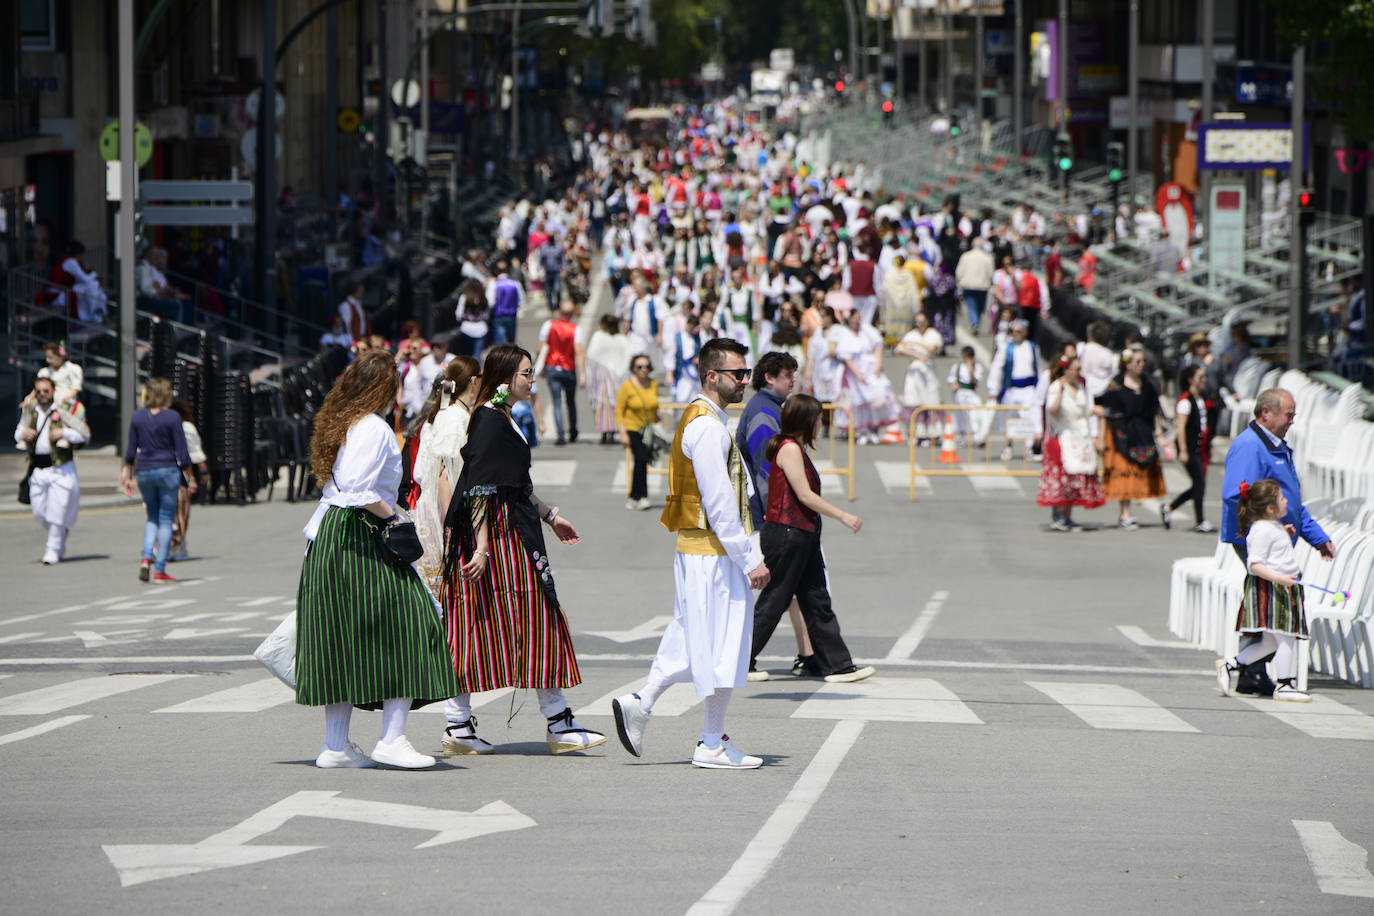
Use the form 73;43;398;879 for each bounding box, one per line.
947;346;983;443
1215;479;1311;702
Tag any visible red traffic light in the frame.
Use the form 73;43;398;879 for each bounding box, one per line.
1298;190;1314;208
882;100;894;113
835;80;845;93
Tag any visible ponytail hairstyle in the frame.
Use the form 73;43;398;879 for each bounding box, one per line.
765;393;822;462
1236;478;1283;536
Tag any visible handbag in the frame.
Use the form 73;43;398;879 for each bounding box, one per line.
18;458;33;505
640;422;669;464
1058;430;1097;475
253;612;297;688
359;509;425;566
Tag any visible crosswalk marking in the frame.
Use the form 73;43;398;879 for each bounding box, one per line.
967;474;1025;495
411;687;513;715
792;678;984;724
0;714;91;747
581;678;705;719
531;460;577;488
1027;681;1199;733
874;460;931;493
610;463;667;495
1239;695;1374;740
0;633;43;645
0;674;193;715
153;677;294;714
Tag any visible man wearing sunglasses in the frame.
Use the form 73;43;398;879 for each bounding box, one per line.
614;338;771;770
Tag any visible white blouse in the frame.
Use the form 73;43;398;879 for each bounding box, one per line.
1246;519;1301;578
304;413;400;540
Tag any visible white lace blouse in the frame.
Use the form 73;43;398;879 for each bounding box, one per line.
303;413;400;540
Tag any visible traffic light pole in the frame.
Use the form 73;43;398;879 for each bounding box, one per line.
1287;45;1305;370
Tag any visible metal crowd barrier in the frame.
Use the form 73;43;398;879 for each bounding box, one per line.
624;401;857;502
906;403;1044;502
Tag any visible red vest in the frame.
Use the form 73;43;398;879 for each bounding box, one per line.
545;319;578;371
764;442;821;533
1017;271;1042;312
848;259;876;297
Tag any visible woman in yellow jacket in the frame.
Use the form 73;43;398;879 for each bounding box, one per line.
616;354;660;511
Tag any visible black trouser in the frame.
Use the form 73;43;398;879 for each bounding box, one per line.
1168;454;1206;523
750;522;855;674
627;429;650;500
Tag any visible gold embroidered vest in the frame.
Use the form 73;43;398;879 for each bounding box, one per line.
659;398;752;555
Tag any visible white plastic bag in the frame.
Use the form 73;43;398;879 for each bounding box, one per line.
253;612;297;688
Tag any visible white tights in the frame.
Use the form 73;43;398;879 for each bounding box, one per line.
322;697;413;750
1235;632;1298;680
640;682;733;747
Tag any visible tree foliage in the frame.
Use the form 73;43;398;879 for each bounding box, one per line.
1271;0;1374;140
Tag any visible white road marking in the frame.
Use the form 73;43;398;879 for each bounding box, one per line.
610;463;666;495
153;677;294;714
1240;695;1374;740
1116;625;1206;650
1027;681;1199;733
228;597;286;608
874;460;931;493
807;459;846;495
884;589;949;662
102;598;196;611
793;677;983;724
0;714;91;747
586;615;672;643
0;674;193;715
0;602;94;627
411;687;514;715
530;459;577;488
163;627;249;641
103;790;536;887
688;720;865;916
967;473;1025;494
0;655;256;666
1293;820;1374;898
580;678;705;718
0;632;43;644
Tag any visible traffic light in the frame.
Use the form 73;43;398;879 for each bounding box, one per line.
1106;142;1124;184
1053;134;1074;173
881;98;894;128
1298;188;1317;229
835;80;845;94
948;113;961;138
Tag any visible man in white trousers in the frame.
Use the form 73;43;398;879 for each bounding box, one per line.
613;338;771;769
15;376;88;564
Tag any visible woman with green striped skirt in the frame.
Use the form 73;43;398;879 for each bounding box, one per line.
440;343;606;756
297;349;462;769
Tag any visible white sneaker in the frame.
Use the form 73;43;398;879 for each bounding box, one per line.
746;668;770;682
41;550;59;565
635;497;652;511
823;665;876;683
611;693;650;757
1000;447;1013;462
546;708;607;754
625;498;638;511
1214;658;1239;697
441;717;495;756
316;742;376;769
371;735;436;769
1273;682;1312;703
692;736;763;770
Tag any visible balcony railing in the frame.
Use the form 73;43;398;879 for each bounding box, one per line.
0;89;41;141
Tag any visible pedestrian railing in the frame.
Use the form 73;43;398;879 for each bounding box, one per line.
623;401;857;503
906;404;1044;501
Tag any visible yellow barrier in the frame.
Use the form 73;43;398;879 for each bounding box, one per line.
906;403;1043;502
623;401;856;502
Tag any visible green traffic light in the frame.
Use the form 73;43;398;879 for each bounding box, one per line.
1108;167;1122;182
1058;156;1072;172
949;126;961;137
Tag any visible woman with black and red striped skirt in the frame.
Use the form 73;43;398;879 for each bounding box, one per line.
295;350;461;770
440;343;606;756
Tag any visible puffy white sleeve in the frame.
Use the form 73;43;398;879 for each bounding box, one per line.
329;415;398;506
682;415;765;574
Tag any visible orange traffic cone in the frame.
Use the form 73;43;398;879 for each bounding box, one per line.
879;422;904;445
936;417;961;464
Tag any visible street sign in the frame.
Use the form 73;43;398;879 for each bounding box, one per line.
99;121;153;167
391;79;421;108
245;88;286;122
336;107;362;133
142;180;253;202
240;127;283;166
103;790;536;887
1208;180;1247;288
769;48;795;72
142;179;255;227
1197;122;1309;171
141;205;256;227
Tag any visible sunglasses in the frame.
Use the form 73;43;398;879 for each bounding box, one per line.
516;368;536;379
634;363;652;371
713;367;751;381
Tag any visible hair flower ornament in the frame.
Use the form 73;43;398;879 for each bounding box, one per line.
491;383;512;407
1238;480;1251;500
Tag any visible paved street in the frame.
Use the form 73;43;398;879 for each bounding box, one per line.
3;381;1373;913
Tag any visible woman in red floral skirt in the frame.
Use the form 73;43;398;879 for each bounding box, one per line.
1037;353;1105;530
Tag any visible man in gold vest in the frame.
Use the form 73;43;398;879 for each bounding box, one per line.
15;375;88;564
613;338;771;769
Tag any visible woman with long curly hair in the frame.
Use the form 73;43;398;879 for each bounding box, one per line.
296;349;461;769
439;343;605;756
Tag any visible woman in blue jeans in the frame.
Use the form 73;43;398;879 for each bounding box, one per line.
119;377;195;582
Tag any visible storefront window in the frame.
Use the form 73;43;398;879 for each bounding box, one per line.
21;0;57;52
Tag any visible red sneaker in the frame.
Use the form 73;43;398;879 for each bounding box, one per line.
152;572;176;583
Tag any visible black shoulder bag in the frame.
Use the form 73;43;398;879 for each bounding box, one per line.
358;510;424;566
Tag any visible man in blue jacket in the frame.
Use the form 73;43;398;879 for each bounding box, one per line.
1220;388;1336;695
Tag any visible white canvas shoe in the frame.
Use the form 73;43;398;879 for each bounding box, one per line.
545;708;607;754
41;550;59;566
441;717;495;756
315;742;376;769
692;736;763;770
612;693;650;757
1273;681;1312;703
371;735;437;769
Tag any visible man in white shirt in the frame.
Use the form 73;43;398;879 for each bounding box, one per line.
613;338;770;770
16;376;88;564
338;283;369;340
624;273;667;359
986;319;1042;460
415;334;454;398
399;338;429;422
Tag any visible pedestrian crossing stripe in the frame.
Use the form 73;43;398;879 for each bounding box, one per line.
2;673;1372;740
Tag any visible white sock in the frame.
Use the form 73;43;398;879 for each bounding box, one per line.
380;697;411;744
1235;632;1278;666
536;688;568;721
45;523;66;557
701;688;731;747
324;702;352;751
639;681;668;714
444;694;473;726
1273;635;1298;681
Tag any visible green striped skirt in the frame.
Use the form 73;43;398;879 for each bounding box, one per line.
1235;574;1308;639
295;506;461;708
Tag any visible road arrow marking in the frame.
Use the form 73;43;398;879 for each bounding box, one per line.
103;790;536;887
1294;820;1374;898
587;615;673;644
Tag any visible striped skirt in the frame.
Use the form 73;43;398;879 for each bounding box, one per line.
1236;574;1308;639
444;500;581;692
295;506;461;708
590;366;621;433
